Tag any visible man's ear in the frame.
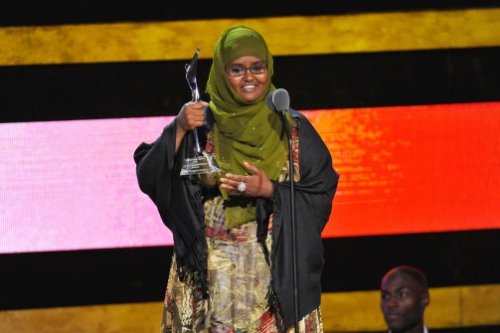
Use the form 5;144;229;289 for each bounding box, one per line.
421;291;430;308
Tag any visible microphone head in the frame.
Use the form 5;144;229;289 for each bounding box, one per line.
271;88;290;114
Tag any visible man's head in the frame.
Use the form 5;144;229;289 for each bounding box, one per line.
380;265;430;333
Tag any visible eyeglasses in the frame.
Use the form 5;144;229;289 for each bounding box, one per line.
226;62;268;77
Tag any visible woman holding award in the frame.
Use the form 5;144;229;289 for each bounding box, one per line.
134;25;339;332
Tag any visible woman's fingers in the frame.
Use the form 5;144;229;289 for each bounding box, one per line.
224;173;247;182
177;101;207;130
185;103;205;128
185;111;204;128
219;163;273;198
219;173;248;195
219;183;237;193
220;175;246;192
243;161;261;175
243;161;274;199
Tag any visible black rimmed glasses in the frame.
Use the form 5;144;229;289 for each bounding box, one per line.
226;62;268;77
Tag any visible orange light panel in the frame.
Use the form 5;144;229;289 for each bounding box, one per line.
302;102;500;237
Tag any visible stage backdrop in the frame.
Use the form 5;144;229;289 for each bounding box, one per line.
1;2;499;333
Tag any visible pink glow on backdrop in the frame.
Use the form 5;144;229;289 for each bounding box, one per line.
0;117;174;254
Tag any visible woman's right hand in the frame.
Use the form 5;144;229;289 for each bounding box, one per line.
175;101;208;152
177;101;208;133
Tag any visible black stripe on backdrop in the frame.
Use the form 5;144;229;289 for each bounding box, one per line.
1;229;498;310
1;0;500;27
1;47;500;123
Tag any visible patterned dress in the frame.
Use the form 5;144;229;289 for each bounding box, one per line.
161;121;323;333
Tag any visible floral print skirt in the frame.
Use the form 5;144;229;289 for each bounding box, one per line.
161;197;323;333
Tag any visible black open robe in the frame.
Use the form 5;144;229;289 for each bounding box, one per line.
134;109;339;328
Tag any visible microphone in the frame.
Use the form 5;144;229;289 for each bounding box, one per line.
267;88;290;114
268;87;300;331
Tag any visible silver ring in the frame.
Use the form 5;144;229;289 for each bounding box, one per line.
237;182;247;193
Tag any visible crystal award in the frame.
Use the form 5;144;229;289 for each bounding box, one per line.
180;48;221;176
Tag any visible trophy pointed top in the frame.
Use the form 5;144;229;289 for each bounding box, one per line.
185;48;201;103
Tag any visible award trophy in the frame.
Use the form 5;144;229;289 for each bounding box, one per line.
180;48;221;176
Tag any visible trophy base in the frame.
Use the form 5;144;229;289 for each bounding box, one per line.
180;152;222;176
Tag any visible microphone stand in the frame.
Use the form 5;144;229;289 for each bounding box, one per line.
278;112;299;333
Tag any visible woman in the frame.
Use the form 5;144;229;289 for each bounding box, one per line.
134;25;339;332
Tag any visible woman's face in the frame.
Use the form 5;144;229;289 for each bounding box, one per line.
225;56;269;103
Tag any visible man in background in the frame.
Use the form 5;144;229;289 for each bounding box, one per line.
380;265;430;333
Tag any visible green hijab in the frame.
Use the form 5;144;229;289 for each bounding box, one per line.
206;25;287;228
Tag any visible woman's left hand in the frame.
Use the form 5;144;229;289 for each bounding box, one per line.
219;161;274;199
